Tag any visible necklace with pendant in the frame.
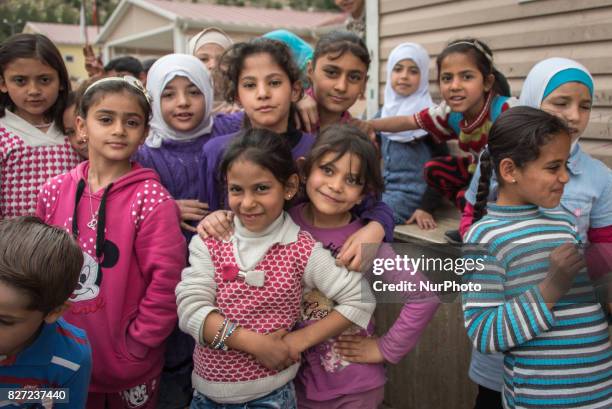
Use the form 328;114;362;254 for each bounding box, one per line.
87;181;98;230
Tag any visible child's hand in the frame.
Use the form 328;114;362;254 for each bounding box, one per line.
196;210;234;241
335;335;385;364
348;119;378;149
176;199;209;232
282;331;306;362
540;243;586;303
406;209;437;230
252;329;294;371
337;221;385;271
295;94;319;134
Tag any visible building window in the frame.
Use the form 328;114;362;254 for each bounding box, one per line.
65;55;74;63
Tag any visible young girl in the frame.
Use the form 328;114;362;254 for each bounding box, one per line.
461;59;612;408
462;58;612;242
378;42;448;229
462;106;612;409
64;90;89;159
199;37;394;271
367;38;516;211
133;53;241;234
0;33;81;219
289;124;438;408
306;30;369;133
36;77;186;408
176;128;374;407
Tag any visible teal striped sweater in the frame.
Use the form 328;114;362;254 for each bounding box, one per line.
463;204;612;409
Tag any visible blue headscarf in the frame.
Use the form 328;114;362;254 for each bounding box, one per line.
263;30;313;73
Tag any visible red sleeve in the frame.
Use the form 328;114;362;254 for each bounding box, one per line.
460;202;475;239
586;225;612;282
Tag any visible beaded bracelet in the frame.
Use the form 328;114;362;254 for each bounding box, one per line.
216;322;238;351
210;317;228;348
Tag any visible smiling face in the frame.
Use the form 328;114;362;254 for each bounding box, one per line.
308;51;367;119
227;157;297;232
0;57;60;126
438;52;493;121
501;133;571;208
390;58;421;97
236;52;300;134
305;151;365;227
76;90;147;163
540;82;591;143
160;75;206;133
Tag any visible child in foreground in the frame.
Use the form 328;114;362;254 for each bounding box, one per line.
462;106;612;409
176;128;374;408
0;216;91;409
37;77;185;408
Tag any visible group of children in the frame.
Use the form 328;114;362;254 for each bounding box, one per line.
0;18;610;409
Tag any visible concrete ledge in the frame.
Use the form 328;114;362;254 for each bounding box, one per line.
394;205;461;243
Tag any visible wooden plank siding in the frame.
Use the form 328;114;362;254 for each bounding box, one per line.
373;2;612;408
375;0;612;153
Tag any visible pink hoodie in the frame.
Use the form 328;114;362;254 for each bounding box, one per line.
36;161;186;392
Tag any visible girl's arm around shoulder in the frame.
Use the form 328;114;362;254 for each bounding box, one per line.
131;192;186;352
303;242;376;329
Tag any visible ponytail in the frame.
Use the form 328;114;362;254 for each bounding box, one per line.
473;149;492;223
492;68;511;97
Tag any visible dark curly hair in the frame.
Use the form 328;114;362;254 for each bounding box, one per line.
302;124;383;199
436;38;511;97
473;106;570;222
0;33;71;132
219;37;302;104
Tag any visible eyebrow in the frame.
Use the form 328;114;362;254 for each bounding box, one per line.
95;109;144;118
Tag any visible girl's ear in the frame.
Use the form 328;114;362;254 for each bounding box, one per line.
306;60;314;83
290;81;302;104
484;73;495;93
0;76;7;93
284;173;300;199
498;157;518;184
140;126;150;145
75;115;87;139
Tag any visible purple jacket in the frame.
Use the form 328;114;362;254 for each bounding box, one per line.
133;113;242;201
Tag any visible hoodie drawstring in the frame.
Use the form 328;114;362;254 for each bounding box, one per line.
73;179;114;259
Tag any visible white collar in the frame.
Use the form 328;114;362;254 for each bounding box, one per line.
0;110;65;147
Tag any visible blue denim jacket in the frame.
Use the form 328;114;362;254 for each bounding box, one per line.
465;144;612;242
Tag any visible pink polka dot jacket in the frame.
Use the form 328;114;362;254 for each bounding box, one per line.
36;161;186;392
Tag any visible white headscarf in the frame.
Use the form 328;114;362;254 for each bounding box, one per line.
188;27;233;55
519;57;593;148
145;54;214;148
381;43;433;143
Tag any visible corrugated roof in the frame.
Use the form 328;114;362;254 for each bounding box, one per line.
25;22;99;45
147;0;341;29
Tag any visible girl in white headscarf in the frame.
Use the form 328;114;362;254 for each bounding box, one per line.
379;43;445;229
134;53;240;232
188;27;233;72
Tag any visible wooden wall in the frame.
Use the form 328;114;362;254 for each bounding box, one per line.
376;0;612;163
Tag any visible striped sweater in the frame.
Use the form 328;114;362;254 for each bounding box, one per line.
462;204;612;409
